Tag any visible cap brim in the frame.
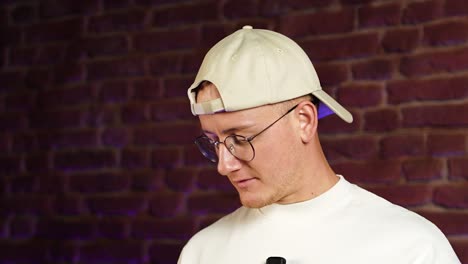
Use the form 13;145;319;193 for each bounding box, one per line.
313;90;353;123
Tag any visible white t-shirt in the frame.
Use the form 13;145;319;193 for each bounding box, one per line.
178;176;461;264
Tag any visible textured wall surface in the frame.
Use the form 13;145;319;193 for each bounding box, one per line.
0;0;467;263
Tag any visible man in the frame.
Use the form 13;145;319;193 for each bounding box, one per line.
178;25;460;264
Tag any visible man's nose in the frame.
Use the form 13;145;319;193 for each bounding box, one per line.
217;143;241;176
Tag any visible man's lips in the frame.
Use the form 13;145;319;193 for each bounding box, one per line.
232;177;257;188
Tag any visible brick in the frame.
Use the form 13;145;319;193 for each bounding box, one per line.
69;172;130;193
337;83;383;107
301;32;379;61
434;184;468;208
80;240;143;264
37;85;93;109
122;148;150;169
164;76;194;98
87;194;146;216
387;76;468;104
340;0;373;4
10;47;37;66
166;168;196;192
133;79;163;100
153;1;218;26
26;153;50;173
122;103;149;124
197;168;234;191
363;108;399;132
224;0;257;19
39;0;99;18
10;216;35;239
403;0;443;24
88;9;145;33
151;98;192;121
0;113;27;132
37;129;97;150
352;58;394;80
279;8;354;38
99;80;129;103
199;24;236;51
67;35;129;60
402;103;468;127
37;45;65;65
149;242;184;264
37;217;96;239
86;106;120;126
10;3;36;24
49;241;76;263
39;173;68;194
259;0;333;16
133;27;199;53
30;109;83;129
54;63;84;84
445;0;468;16
152;146;182;168
401;47;468;77
314;63;348;86
12;132;37;152
0;27;21;47
135;0;190;4
132;217;195;240
382;27;420;53
358;2;401;28
54;150;116;171
148;54;182;76
419;211;468;236
11;175;37;193
0;241;48;263
0;133;10;153
402;158;443;181
25;68;53;90
449;158;468;180
149;192;184;217
185;144;212;166
101;127;130;147
54;194;83;215
98;217;129;239
0;156;22;175
428;133;465;156
380;134;425;158
424;18;468;46
87;58;144;81
133;122;200;145
452;240;468;263
331;160;401;183
198;215;223;230
188;192;240;215
5;93;35;112
318;111;361;134
0;71;25;92
104;0;132;10
3;195;52;214
367;184;432;207
26;18;83;43
131;171;164;191
321;136;377;161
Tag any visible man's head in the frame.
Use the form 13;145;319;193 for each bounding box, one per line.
187;26;352;208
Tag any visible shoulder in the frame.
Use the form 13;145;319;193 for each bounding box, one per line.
346;183;460;262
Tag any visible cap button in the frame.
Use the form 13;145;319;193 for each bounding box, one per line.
242;25;253;29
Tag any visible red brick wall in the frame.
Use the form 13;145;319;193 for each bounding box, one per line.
0;0;467;263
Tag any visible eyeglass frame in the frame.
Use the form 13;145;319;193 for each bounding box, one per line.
195;102;302;163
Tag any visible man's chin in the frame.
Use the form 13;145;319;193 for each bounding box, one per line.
239;194;271;209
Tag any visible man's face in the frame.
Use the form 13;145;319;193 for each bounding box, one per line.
197;85;303;208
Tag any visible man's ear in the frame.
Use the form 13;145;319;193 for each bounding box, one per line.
296;101;318;143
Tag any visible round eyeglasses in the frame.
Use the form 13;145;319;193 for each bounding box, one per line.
194;104;298;163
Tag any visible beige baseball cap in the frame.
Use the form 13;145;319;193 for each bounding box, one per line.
187;25;353;123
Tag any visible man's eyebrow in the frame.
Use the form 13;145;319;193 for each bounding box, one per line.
202;124;255;136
